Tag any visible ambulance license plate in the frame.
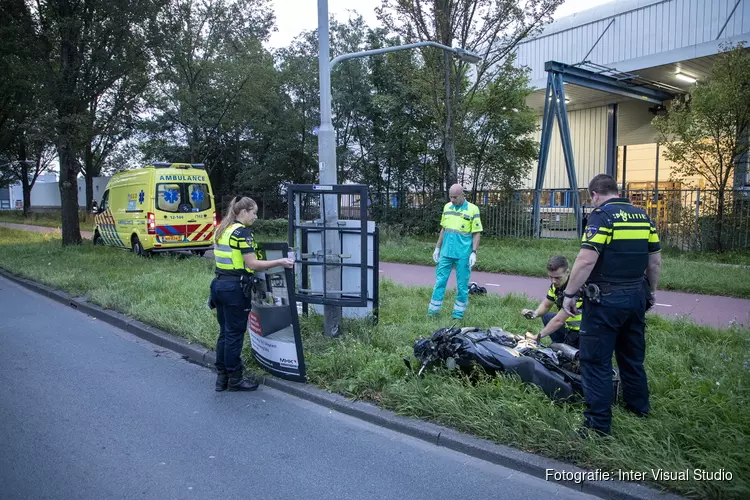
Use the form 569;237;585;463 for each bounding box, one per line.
164;235;183;242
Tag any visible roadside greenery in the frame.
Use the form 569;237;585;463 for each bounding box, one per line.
1;226;748;499
2;212;749;298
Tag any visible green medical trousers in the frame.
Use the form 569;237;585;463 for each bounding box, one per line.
428;255;470;319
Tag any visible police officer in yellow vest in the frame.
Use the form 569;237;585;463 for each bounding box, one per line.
521;256;583;347
210;196;293;392
428;184;483;319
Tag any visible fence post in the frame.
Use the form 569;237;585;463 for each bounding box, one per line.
695;188;700;220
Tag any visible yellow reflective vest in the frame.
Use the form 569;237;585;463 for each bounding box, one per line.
214;222;260;275
439;201;482;259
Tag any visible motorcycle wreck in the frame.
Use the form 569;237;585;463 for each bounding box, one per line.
404;326;620;403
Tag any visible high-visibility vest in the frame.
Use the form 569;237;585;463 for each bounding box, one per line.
440;201;482;235
547;284;583;331
214;222;258;274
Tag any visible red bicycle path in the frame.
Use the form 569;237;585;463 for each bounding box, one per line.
2;221;748;329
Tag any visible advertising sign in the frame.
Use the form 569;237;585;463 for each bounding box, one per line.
248;242;306;382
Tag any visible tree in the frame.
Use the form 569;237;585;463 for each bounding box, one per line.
2;126;57;215
460;56;538;195
29;0;166;245
378;0;562;188
0;0;57;215
143;0;277;202
80;71;147;211
652;43;750;252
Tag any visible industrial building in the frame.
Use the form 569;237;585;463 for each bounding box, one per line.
514;0;750;246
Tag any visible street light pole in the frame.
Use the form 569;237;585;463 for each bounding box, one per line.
316;0;481;337
317;0;342;337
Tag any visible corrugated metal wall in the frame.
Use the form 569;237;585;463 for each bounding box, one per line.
525;106;608;189
617;100;660;145
517;0;750;82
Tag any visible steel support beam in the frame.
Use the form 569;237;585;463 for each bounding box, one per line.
534;61;675;238
533;73;557;238
552;72;582;237
544;61;674;104
605;103;619;178
532;72;582;238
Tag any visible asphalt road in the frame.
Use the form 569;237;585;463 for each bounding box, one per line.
2;221;747;328
0;275;595;500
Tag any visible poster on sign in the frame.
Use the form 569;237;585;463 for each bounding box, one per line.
247;242;306;382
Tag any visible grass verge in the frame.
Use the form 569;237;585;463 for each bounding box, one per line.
0;210;95;232
379;232;750;298
2;211;750;298
1;226;748;498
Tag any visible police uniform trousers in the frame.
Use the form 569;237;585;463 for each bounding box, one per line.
579;285;650;434
210;276;251;374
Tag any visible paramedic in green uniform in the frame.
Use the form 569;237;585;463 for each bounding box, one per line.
428;184;483;319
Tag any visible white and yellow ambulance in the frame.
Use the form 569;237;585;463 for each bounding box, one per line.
93;162;216;256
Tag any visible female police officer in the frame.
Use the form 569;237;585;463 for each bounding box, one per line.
210;196;293;392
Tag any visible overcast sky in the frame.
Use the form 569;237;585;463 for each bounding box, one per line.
267;0;616;49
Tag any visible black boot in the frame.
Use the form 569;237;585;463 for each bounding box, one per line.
227;371;259;392
215;370;229;392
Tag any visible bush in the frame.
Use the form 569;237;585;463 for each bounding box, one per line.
370;199;445;236
252;218;289;235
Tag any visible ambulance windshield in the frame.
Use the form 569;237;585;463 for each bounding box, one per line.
156;183;212;213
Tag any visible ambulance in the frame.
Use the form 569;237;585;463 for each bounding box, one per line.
93;162;216;256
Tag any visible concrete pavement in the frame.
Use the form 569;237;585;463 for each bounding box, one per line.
2;221;748;328
0;275;600;500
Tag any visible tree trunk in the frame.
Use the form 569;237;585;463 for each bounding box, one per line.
58;141;82;245
18;138;31;216
56;0;82;246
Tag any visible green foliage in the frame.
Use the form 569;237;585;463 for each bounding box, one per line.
652;43;750;251
142;0;279;202
378;0;563;185
250;218;289;236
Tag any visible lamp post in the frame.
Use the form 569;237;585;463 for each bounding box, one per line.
317;0;481;337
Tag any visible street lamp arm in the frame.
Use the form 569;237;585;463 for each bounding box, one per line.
330;41;463;69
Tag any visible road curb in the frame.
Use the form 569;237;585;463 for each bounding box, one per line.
0;267;685;500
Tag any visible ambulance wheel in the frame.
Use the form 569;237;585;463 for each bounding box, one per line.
93;232;103;246
192;250;206;257
131;236;149;257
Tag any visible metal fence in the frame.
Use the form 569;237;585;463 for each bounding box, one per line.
228;188;750;251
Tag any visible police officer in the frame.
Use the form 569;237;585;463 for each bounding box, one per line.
521;256;583;348
562;174;662;436
428;184;483;319
210;196;293;392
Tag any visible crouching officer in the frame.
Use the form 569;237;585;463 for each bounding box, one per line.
521;256;583;347
210;196;293;392
562;175;662;436
428;184;482;319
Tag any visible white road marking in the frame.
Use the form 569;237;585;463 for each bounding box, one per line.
484;283;502;287
655;303;672;307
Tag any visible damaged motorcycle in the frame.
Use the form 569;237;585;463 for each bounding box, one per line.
404;326;620;403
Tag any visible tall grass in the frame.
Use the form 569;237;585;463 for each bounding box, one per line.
1;227;748;499
2;212;749;297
